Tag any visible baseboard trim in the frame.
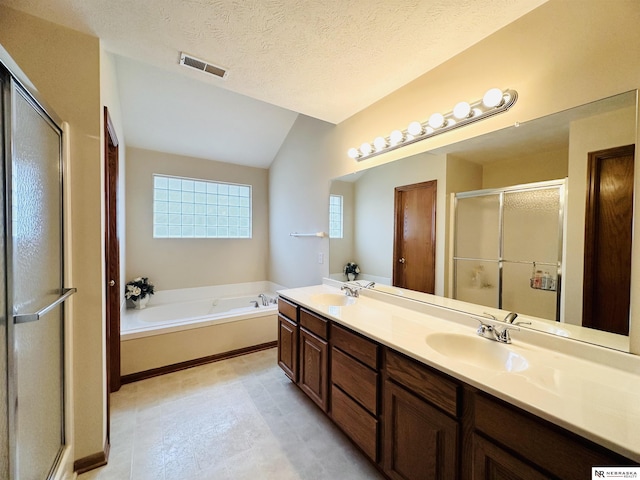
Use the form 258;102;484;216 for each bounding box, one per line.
121;341;277;384
73;437;110;474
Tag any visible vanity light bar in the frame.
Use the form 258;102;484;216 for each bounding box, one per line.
348;88;518;161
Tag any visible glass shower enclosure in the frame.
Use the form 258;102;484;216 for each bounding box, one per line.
453;180;565;321
1;54;74;479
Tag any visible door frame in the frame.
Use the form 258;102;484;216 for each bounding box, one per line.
104;107;121;443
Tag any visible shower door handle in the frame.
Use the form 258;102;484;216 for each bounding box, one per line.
14;287;77;324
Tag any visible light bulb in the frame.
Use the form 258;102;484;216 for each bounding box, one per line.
389;130;404;146
347;147;360;159
373;136;387;151
453;101;471;119
428;113;445;129
483;88;504;108
360;142;372;155
407;121;424;136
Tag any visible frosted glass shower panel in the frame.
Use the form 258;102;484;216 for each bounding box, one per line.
454;259;499;309
503;187;561;263
502;262;558;321
0;74;7;480
12;92;61;313
11;84;64;480
455;194;500;260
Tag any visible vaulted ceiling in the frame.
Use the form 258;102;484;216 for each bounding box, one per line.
1;0;548;167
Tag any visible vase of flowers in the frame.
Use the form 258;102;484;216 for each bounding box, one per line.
125;277;155;309
344;262;360;281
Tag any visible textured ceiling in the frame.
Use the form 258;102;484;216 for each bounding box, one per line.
2;0;548;124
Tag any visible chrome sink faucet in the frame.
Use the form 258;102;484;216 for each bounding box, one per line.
474;317;520;344
341;284;360;297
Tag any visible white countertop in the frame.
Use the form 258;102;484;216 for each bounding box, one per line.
278;282;640;462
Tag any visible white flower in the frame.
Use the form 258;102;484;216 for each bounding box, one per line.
125;285;142;299
133;277;142;282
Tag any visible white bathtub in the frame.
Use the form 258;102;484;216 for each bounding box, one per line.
120;281;283;376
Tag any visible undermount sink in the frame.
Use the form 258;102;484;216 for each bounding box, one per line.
310;293;356;307
426;332;529;372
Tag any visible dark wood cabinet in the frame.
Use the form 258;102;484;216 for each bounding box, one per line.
277;298;299;382
473;392;634;480
299;327;329;411
276;295;636;480
383;351;459;480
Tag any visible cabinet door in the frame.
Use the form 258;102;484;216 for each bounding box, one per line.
383;380;458;480
299;328;329;412
473;434;552;480
277;314;298;382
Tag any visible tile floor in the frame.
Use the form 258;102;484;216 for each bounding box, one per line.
79;348;384;480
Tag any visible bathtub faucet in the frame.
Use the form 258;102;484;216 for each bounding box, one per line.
258;294;269;306
249;300;259;308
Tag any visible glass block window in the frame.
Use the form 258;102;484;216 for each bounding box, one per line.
329;194;343;239
153;174;252;238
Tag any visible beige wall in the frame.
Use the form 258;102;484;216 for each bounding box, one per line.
482;148;568;189
269;114;336;288
126;147;269;290
0;5;106;462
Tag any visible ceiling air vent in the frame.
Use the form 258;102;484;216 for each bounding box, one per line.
179;52;228;79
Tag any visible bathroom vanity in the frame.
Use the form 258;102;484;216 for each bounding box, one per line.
277;283;639;480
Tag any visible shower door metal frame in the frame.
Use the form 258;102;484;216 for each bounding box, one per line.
1;50;72;480
453;179;565;321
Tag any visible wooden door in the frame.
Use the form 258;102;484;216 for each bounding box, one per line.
104;106;121;395
393;181;437;293
583;144;634;335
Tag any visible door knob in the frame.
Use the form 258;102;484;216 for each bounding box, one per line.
399;257;406;264
109;280;115;287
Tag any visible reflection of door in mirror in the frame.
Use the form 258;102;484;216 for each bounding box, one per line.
393;181;436;293
583;144;635;336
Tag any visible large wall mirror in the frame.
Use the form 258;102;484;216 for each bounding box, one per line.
330;90;637;353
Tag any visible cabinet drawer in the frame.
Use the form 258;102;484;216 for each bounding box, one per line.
300;308;328;339
385;349;459;417
331;347;378;414
331;385;378;462
332;323;379;369
278;297;298;322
